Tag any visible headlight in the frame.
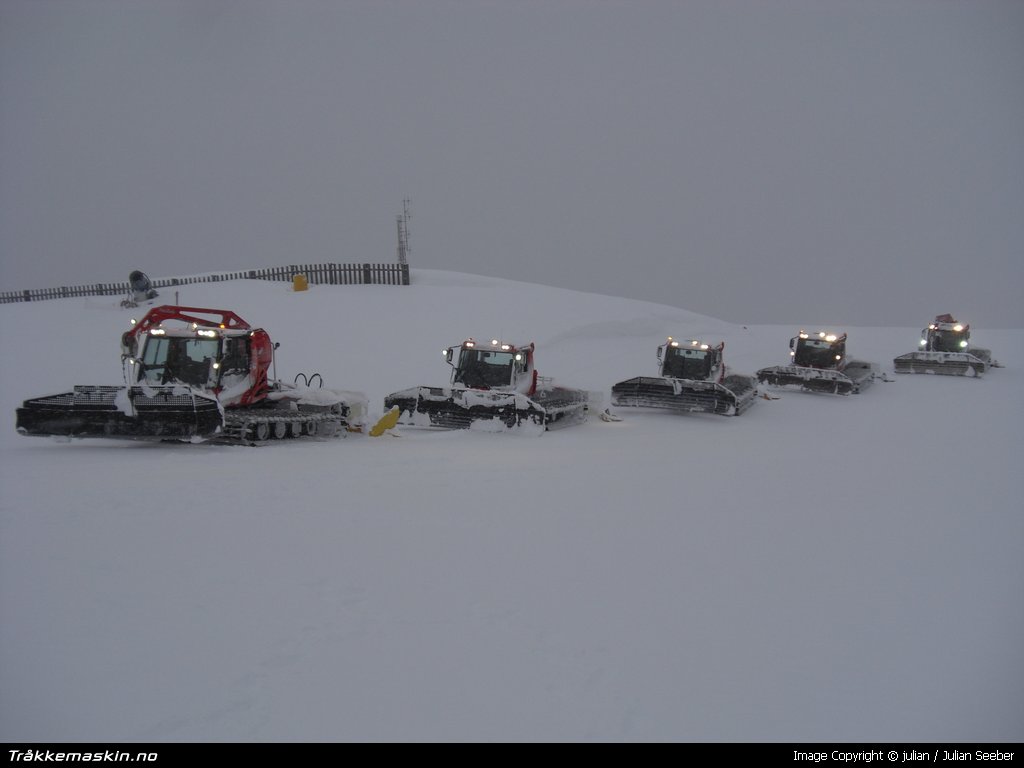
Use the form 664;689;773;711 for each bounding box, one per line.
959;340;968;348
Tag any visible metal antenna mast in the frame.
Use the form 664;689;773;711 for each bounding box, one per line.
396;198;411;265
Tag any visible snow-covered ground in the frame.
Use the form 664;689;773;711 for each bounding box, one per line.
1;270;1021;742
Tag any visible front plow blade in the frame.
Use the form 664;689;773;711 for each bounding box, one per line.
893;352;986;377
384;386;546;434
611;376;756;415
384;385;588;434
756;366;857;395
16;385;223;440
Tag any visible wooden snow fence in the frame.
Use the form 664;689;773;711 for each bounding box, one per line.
0;262;411;304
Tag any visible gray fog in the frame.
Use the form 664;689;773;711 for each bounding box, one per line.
2;0;1022;328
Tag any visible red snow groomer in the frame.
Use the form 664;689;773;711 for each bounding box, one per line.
893;314;997;377
16;305;364;443
756;330;879;395
611;337;757;416
383;337;589;434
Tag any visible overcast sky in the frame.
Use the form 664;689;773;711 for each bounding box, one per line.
2;0;1022;328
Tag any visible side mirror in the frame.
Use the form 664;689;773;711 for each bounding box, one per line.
121;331;137;358
789;337;796;351
445;348;454;365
